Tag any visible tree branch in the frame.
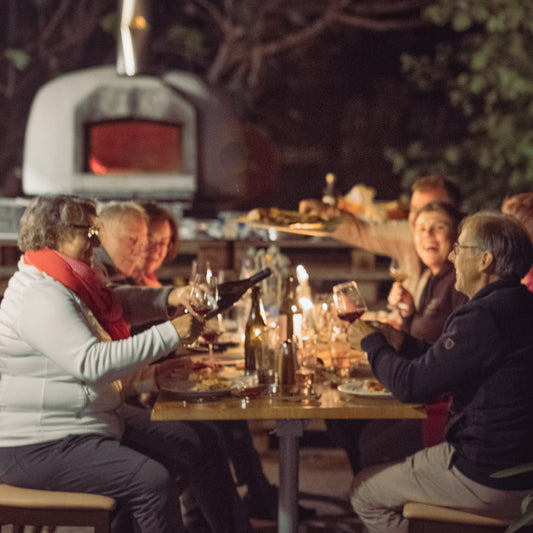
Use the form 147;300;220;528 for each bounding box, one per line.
333;12;430;31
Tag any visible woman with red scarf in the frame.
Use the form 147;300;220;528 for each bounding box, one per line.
0;195;252;533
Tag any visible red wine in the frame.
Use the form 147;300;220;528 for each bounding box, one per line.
201;330;222;343
338;310;365;323
205;268;272;319
191;304;211;316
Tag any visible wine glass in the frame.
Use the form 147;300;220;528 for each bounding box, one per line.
296;333;317;396
189;273;218;349
332;281;367;324
388;258;409;311
201;315;224;356
189;273;218;317
389;258;409;285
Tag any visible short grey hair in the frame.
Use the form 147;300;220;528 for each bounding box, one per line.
98;201;148;224
18;195;97;252
461;211;533;279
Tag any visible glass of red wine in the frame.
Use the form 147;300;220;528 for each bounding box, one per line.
332;281;367;324
201;315;225;356
189;273;218;349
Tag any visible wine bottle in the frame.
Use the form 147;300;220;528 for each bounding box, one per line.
204;267;272;319
278;339;297;387
278;275;303;343
244;286;267;374
322;172;337;206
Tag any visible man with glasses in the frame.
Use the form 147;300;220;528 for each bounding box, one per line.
347;211;533;533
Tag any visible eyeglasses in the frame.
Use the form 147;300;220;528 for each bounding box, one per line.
71;224;100;247
453;242;481;255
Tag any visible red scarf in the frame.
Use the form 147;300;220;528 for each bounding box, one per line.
24;248;130;340
137;271;162;288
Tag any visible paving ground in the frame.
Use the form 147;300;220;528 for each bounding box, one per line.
249;420;363;533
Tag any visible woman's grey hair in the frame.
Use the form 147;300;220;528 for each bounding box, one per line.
18;195;97;252
98;201;148;223
461;211;533;279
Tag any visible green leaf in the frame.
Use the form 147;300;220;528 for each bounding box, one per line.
506;509;533;533
4;49;30;71
492;462;533;478
521;494;533;515
99;13;118;34
453;12;473;32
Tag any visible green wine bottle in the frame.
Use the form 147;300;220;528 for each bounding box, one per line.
244;286;267;375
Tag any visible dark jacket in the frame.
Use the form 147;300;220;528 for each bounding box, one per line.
362;278;533;490
403;261;468;344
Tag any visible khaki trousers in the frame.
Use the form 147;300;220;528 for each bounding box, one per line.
350;441;531;533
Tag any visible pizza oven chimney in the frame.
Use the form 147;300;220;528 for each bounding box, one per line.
116;0;150;76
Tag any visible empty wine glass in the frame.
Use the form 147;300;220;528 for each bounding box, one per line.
332;281;367;324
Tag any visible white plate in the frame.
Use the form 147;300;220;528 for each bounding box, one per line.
165;388;234;401
338;380;393;398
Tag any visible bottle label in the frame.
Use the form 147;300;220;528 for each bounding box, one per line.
278;313;302;343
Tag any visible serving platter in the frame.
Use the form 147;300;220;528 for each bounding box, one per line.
239;207;342;237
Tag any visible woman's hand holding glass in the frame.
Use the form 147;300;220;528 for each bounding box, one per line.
387;283;415;318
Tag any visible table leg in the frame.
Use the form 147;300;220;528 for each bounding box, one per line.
274;419;305;533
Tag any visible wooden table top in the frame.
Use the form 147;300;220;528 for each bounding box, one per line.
152;384;426;422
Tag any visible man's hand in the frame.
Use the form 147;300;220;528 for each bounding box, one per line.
155;356;193;389
348;320;405;351
171;313;204;344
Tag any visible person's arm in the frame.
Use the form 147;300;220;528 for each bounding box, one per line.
18;280;180;384
362;304;503;404
112;285;173;325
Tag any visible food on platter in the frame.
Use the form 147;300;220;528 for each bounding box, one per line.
242;207;341;233
245;207;335;226
191;359;223;379
193;376;234;392
361;379;388;394
337;379;393;398
340;184;409;222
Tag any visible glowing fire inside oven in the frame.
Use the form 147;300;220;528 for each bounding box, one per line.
85;119;184;175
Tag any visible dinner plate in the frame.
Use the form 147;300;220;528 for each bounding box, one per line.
166;388;234;401
337;380;393;399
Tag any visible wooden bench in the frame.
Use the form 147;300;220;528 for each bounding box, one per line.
0;484;116;533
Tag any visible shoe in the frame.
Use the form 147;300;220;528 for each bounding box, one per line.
244;485;317;521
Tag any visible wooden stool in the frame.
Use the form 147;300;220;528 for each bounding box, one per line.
0;483;116;533
403;502;519;533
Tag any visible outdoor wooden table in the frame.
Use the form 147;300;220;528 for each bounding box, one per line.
152;382;426;533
